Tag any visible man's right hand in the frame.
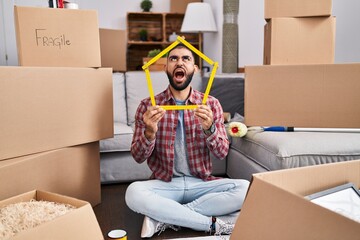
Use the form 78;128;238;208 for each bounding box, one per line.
143;105;165;141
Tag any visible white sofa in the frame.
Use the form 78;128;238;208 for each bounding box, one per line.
100;71;360;184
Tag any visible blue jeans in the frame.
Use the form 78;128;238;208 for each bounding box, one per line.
125;176;250;231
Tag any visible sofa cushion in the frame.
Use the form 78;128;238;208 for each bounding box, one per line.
202;73;244;117
100;151;152;183
125;71;202;127
229;131;360;171
100;122;133;152
112;72;127;124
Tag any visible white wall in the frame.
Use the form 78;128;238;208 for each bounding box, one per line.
332;0;360;63
0;0;7;65
0;0;170;66
1;0;360;68
76;0;169;29
238;0;265;68
203;0;223;72
235;0;360;67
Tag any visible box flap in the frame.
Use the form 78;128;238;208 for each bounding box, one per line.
232;175;360;240
36;190;88;208
254;160;360;196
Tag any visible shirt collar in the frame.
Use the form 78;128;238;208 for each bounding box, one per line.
165;86;199;105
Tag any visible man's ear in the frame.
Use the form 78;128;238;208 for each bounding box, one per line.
194;64;199;72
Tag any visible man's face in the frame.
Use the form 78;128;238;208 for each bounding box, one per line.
166;47;197;91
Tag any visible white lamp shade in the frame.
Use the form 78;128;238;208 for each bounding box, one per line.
181;3;217;33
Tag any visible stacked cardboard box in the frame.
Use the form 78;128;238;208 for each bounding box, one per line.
1;5;113;209
170;0;202;14
99;28;127;72
0;6;112;238
234;1;360;239
263;16;335;65
263;0;334;65
245;0;360;129
14;6;102;67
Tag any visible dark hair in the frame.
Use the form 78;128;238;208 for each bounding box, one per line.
166;43;198;64
168;43;196;62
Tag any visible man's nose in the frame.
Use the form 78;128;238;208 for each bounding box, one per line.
176;59;184;66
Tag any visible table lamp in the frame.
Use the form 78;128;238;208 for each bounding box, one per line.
180;2;217;73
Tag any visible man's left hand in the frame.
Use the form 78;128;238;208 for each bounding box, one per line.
194;105;213;131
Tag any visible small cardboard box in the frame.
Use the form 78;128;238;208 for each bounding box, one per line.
264;0;332;19
0;66;113;160
0;190;104;240
99;28;127;72
0;142;101;207
14;6;101;67
244;63;360;128
231;160;360;240
264;17;335;65
170;0;202;13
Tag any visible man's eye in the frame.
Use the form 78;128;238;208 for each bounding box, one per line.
169;56;178;61
183;56;191;62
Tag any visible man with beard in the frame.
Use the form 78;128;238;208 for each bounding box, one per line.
125;44;249;238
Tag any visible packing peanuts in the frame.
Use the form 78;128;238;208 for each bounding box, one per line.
0;190;103;240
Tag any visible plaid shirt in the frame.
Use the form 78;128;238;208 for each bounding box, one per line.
131;86;229;182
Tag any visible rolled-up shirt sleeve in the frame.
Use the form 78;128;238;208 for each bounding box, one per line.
131;101;155;163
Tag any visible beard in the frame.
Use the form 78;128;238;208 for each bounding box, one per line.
166;68;194;91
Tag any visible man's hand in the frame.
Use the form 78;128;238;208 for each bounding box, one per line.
143;105;165;141
194;105;213;131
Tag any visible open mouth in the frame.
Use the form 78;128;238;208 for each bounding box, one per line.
174;68;185;82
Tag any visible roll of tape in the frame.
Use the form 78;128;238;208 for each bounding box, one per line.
108;229;127;240
64;3;79;9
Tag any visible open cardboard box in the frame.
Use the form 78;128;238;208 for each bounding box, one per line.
0;142;101;207
231;160;360;240
0;190;103;240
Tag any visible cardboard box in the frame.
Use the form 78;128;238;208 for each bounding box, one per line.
0;190;103;240
264;0;332;19
0;66;113;160
99;28;127;72
0;142;101;207
244;63;360;128
264;17;336;65
14;6;101;67
170;0;202;13
231;160;360;240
